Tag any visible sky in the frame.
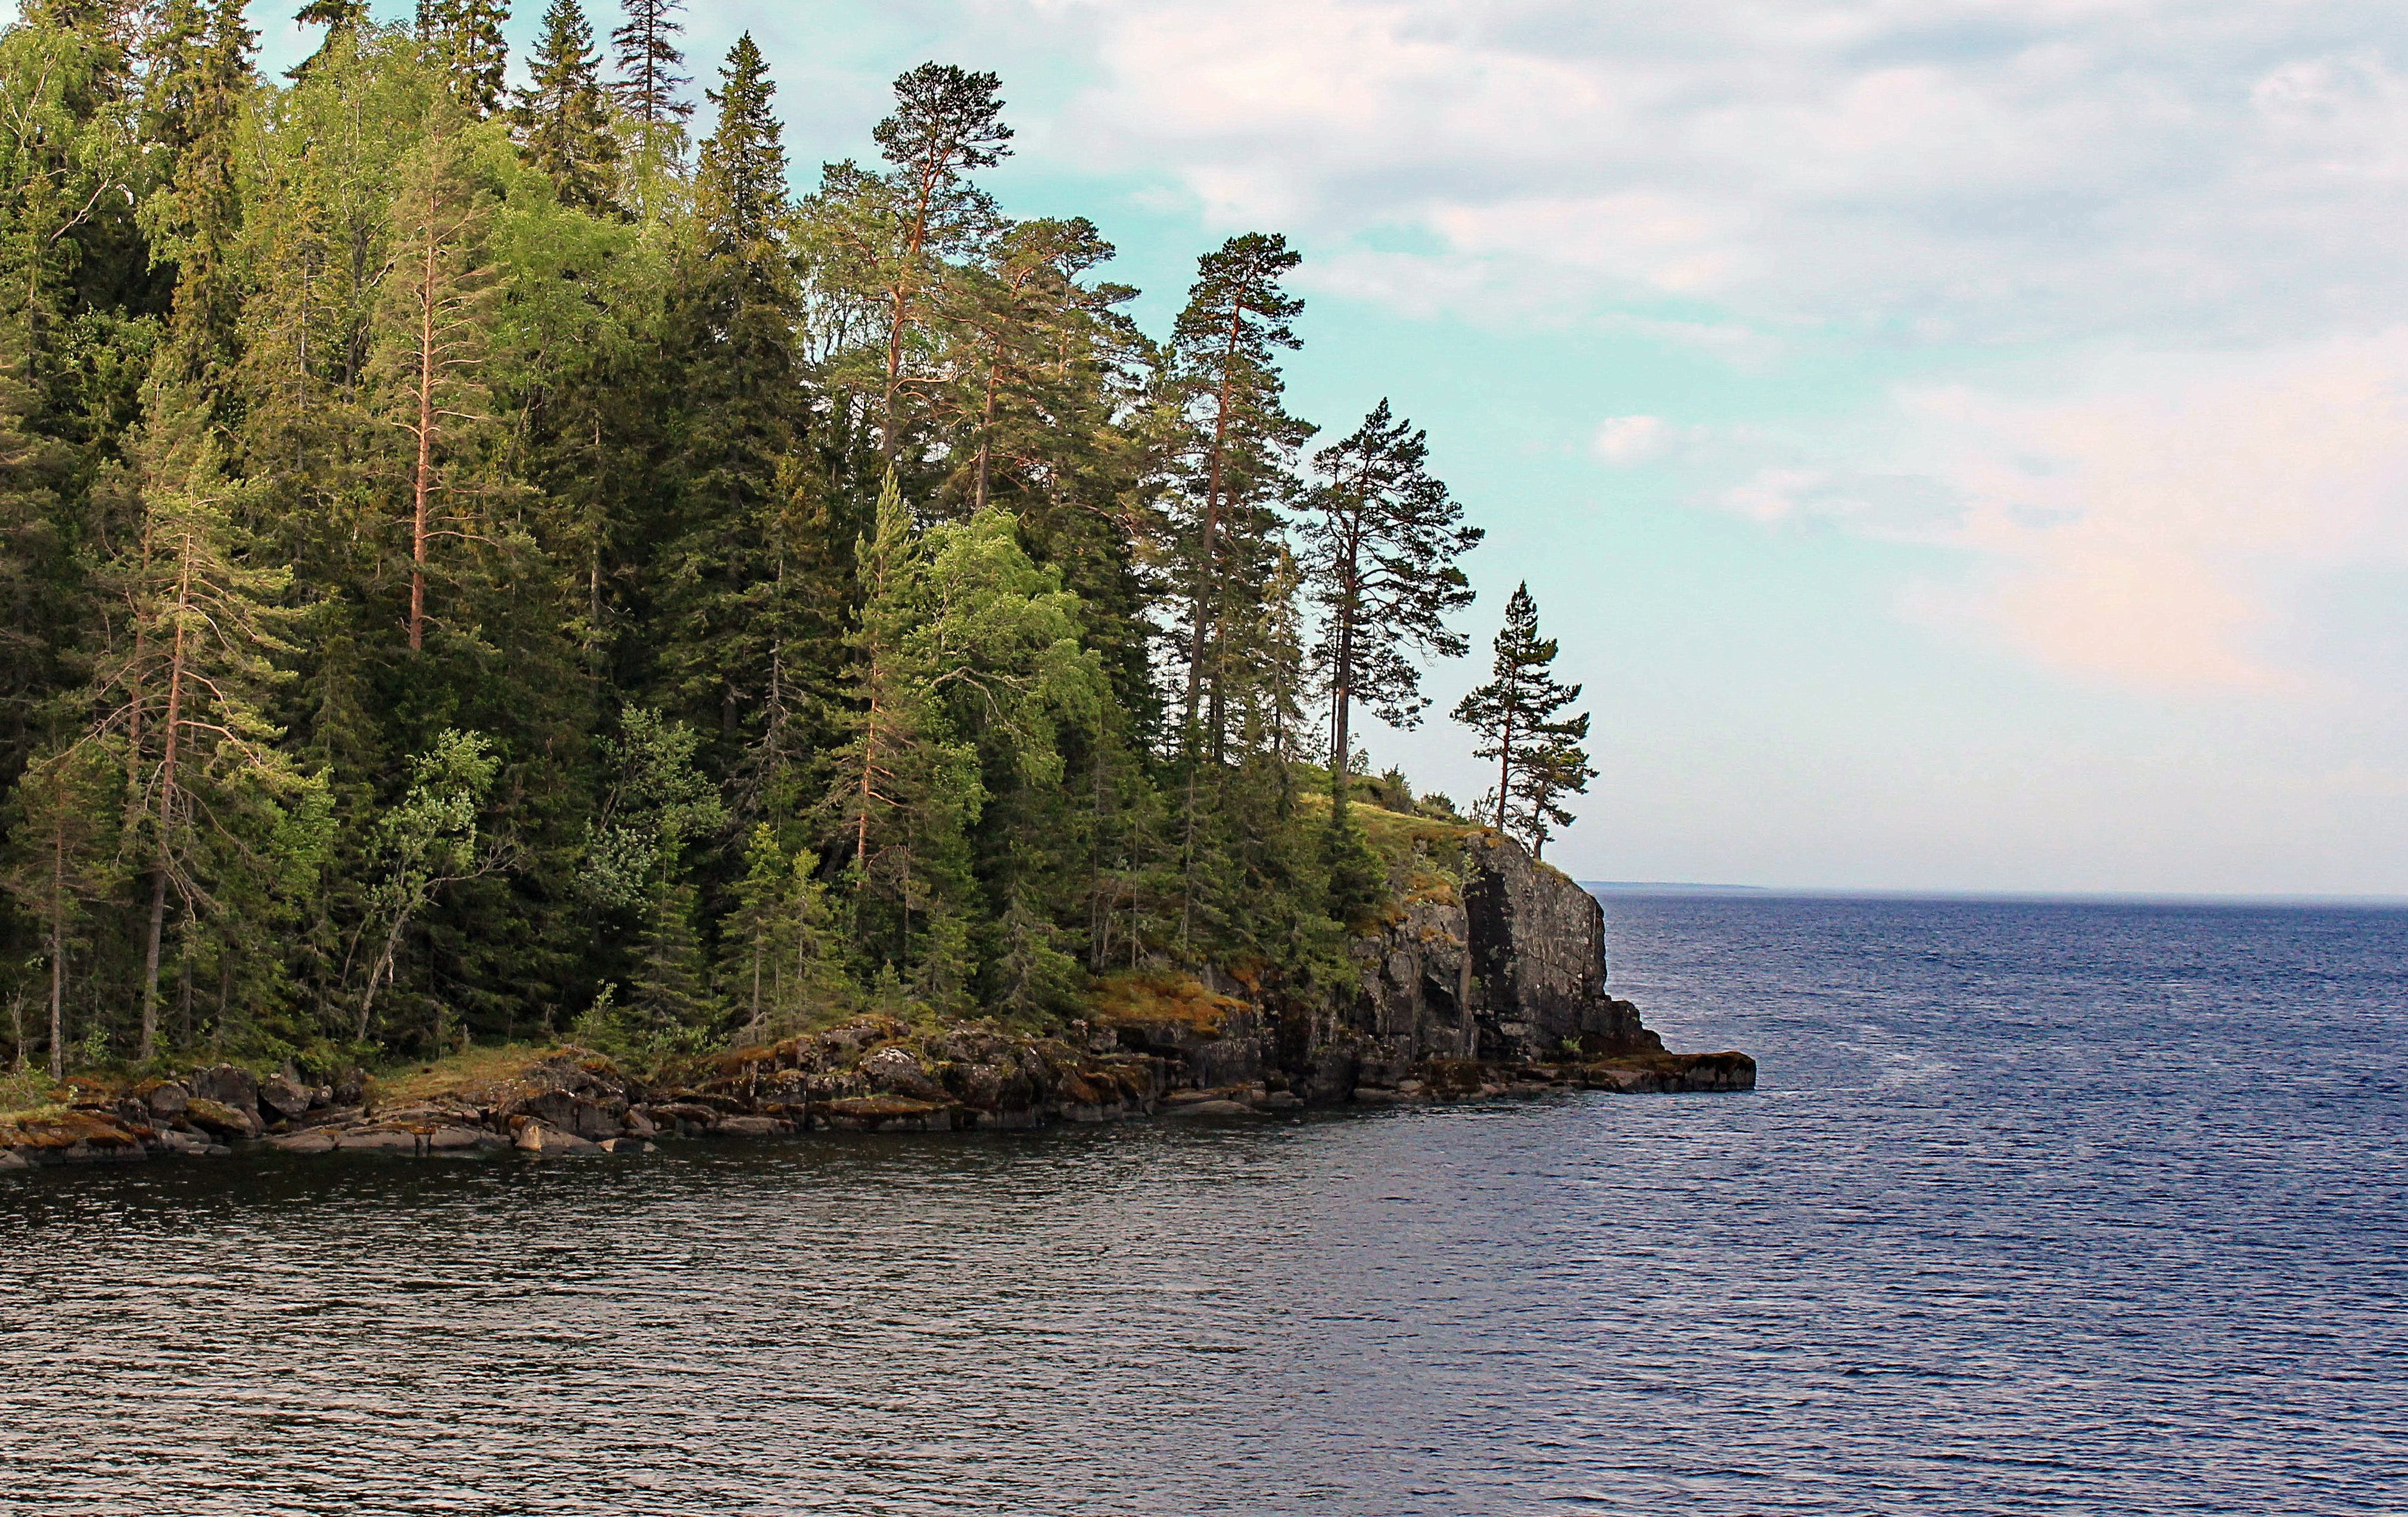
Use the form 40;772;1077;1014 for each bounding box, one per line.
257;1;2408;895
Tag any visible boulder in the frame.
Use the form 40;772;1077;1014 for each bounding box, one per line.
259;1074;312;1120
269;1130;337;1155
1162;1098;1255;1117
427;1125;503;1151
187;1064;262;1117
331;1067;368;1107
714;1114;790;1137
819;1095;948;1132
514;1121;600;1155
142;1081;190;1119
0;1149;30;1171
181;1097;262;1140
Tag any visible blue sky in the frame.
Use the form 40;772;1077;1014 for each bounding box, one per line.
270;1;2408;895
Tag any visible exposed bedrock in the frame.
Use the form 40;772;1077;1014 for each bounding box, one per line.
1;833;1750;1171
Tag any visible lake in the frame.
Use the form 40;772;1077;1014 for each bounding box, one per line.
4;893;2403;1514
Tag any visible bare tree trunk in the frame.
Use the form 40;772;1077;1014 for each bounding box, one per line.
139;535;194;1065
46;809;66;1080
409;190;437;652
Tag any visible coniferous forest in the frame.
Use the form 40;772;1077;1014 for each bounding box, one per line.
0;0;1600;1080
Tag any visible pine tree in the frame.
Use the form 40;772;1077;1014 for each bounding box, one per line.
869;62;1011;466
367;102;498;652
1163;232;1311;756
1451;582;1594;856
1297;399;1481;805
417;0;508;117
608;0;690;130
512;0;618;213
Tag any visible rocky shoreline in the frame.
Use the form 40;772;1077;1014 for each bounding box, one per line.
0;1030;1754;1170
1;828;1755;1173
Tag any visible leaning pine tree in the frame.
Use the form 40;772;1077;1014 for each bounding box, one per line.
1451;582;1594;859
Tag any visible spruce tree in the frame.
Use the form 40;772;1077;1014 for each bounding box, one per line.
1297;399;1481;805
651;33;805;752
1451;582;1594;856
0;742;119;1079
608;0;690;129
98;421;316;1062
142;0;253;408
417;0;508;117
512;0;618;213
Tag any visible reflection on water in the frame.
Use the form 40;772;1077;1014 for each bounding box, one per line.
5;895;2405;1515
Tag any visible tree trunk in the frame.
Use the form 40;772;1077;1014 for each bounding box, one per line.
973;351;999;513
1181;310;1244;746
409;189;437;652
46;805;66;1080
139;536;195;1065
1495;712;1515;833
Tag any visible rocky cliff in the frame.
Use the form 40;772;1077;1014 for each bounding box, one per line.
0;824;1751;1170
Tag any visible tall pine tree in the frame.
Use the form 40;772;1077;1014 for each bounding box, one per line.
1296;399;1481;805
1451;582;1594;857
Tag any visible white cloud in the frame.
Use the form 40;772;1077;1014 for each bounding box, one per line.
1716;331;2408;690
1592;415;1669;465
1047;0;2408;343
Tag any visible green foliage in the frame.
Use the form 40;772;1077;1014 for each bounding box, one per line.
0;20;1570;1076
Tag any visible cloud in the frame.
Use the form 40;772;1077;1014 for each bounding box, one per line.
1592;415;1669;465
1715;331;2408;690
1047;0;2408;344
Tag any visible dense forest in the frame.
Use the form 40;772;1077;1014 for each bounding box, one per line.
0;0;1599;1080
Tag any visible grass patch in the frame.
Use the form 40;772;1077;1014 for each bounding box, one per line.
1088;972;1241;1032
373;1042;558;1104
1298;791;1485;864
0;1066;57;1123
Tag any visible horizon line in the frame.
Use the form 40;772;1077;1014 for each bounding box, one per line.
1579;881;2408;907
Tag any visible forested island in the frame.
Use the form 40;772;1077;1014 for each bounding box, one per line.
0;0;1748;1154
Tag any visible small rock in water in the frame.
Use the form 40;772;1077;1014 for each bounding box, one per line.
1164;1099;1255;1117
514;1121;600;1156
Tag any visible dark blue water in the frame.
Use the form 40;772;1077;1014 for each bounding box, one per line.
3;895;2403;1515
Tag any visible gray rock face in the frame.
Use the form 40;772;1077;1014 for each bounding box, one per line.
1351;830;1660;1064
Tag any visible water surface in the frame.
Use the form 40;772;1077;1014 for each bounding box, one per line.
5;895;2404;1514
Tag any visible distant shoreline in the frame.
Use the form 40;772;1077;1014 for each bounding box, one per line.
1582;882;2408;909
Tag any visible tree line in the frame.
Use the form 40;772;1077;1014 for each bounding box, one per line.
0;0;1595;1079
